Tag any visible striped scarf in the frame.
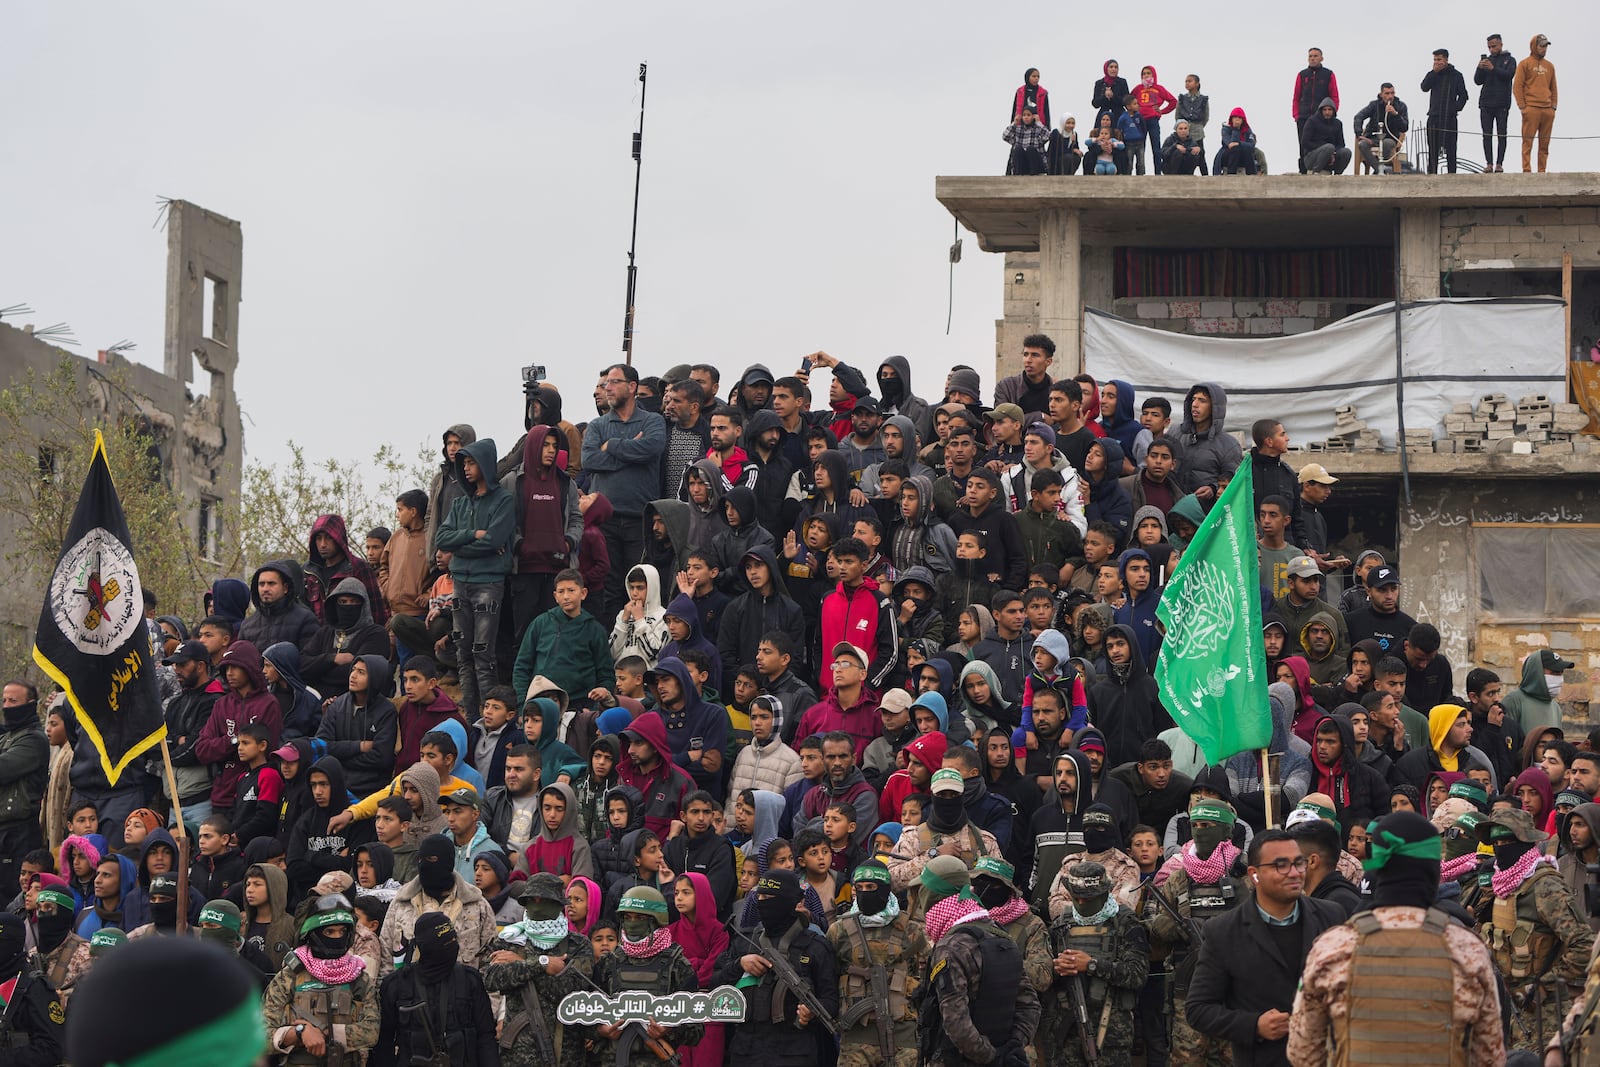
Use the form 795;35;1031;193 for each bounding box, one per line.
1439;853;1480;883
1179;840;1240;885
925;895;990;943
294;946;365;986
987;896;1031;926
620;927;673;959
1491;848;1557;898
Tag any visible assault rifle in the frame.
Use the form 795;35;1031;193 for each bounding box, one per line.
726;921;840;1035
1069;974;1100;1065
839;918;896;1064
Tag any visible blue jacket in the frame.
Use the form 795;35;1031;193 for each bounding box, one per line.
651;656;730;801
1115;111;1147;144
581;405;668;517
1112;548;1164;664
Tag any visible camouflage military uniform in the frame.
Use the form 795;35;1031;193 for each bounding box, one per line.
1482;862;1595;1052
828;909;930;1067
1145;866;1250;1067
480;930;595;1067
886;822;1003;893
592;943;704;1066
261;953;381;1063
1288;905;1505;1067
1043;904;1149;1067
924;920;1041;1067
996;908;1055;994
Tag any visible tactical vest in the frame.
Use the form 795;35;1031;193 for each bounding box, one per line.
1483;864;1561;981
1172;876;1241;994
395;967;478;1063
836;914;915;1026
913;821;996;868
614;946;679;996
286;970;362;1066
1053;920;1136;1010
1331;909;1466;1067
0;971;39;1050
926;923;1024;1062
43;934;84;991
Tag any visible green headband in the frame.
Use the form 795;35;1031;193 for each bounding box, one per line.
299;909;354;937
919;864;963;899
618;895;670;919
37;888;76;912
851;865;892;886
1449;781;1488;805
105;991;264;1067
199;906;242;934
1297;801;1340;827
973;857;1016;882
1189;801;1237;828
1362;829;1443;872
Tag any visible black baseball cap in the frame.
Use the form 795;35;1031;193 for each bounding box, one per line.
1365;565;1400;589
161;640;208;666
1540;650;1576;672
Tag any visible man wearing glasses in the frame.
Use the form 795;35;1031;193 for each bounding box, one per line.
1185;829;1345;1067
582;363;667;618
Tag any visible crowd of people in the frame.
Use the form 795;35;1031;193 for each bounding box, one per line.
0;336;1593;1067
1002;34;1559;178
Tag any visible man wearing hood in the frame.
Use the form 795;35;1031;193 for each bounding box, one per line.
315;654;398;798
1300;96;1351;172
1082;439;1132;548
1420;48;1470;173
303;514;390;628
287;757;360;899
426;424;475;554
717;548;805;696
709;486;775;592
0;684;47;890
1503;648;1574;735
616;712;696;839
1097;379;1148;471
742;407;796;543
860;413;932;497
373;908;498;1067
194;640;282;817
378;835;498;979
1088;625;1168;769
1024;749;1090;914
1111;547;1162;664
1309;714;1389;829
1290;811;1504;1066
679;456;731;555
876;355;934;444
435;436;515;717
1176;383;1241;506
731;363;775;416
301;578;389;699
1292;47;1340;172
892;473;959;578
239;559;321;655
503;422;584;637
992;334;1055;422
1298;610;1345;685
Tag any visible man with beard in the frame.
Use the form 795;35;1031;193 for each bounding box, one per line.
887;770;1003;895
597;887;704;1065
1289;812;1503;1066
240;559;322;655
860;415;932;500
993;334;1056;422
0;911;67;1066
1022;685;1078;792
482;873;596;1067
1043;860;1149;1067
483;746;541;860
743;409;796;543
1025;751;1089;912
616;713;695;840
1147;800;1252;1067
372;911;497;1067
264;894;380;1064
716;869;837;1065
160;640;224;823
840;397;888;475
917;855;1038;1067
828;859;931;1067
801;732;882;849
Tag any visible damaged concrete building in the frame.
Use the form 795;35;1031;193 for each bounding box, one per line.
0;199;244;639
938;173;1600;723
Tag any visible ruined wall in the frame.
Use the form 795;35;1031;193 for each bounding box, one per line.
1400;478;1600;724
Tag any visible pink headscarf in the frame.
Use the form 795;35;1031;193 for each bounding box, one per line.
568;876;602;937
667;872;728;986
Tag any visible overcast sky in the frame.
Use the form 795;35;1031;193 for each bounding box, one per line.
5;4;1595;477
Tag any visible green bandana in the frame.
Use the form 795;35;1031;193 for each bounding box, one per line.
37;888;75;912
618;895;670;920
973;857;1016;883
105;990;264;1067
199;905;242;935
851;865;891;885
1362;829;1443;872
1449;781;1488;806
299;909;355;937
1188;801;1237;828
1296;801;1340;829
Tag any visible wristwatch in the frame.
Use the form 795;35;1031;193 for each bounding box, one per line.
295;1023;306;1039
538;955;551;968
1086;958;1098;975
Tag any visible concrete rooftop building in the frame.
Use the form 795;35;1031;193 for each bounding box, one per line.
937;172;1600;721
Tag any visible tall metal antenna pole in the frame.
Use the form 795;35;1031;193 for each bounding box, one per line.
622;62;647;363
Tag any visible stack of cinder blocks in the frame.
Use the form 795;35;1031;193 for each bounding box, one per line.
1403;428;1435;454
1442;401;1489;453
1326;405;1383;451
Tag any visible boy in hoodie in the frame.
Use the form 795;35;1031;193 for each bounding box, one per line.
520;781;594;884
891;473;957;578
679;458;729;557
435;436;515;717
287;756;360;899
708;485;777;595
1112;547;1162;664
193;641;283;819
1176;383;1241;506
315;653;399;797
1300;97;1352;172
504;423;584;638
260;642;322;741
657;593;722;697
571;734;620;842
303;514;390;628
946;468;1030;592
301;577;389;699
643;658;727;803
592;785;646;889
524;695;585;787
1133;65;1178;172
717;548;806;696
616;712;697;839
511;568;613;705
1503;648;1574;735
1088;626;1170;769
610;563;671;668
379;489;432;636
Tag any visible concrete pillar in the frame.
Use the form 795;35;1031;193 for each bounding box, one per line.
1038;208;1083;372
1397;206;1441;303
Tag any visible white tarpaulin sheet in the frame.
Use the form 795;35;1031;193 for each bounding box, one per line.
1083;297;1567;445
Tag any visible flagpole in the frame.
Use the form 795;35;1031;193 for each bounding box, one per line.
161;739;190;935
1260;748;1275;828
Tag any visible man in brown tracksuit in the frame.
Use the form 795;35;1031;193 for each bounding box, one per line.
1513;34;1557;172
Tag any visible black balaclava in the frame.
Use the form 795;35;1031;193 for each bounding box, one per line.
333;599;362;630
2;699;37;731
309;923;351;960
1083;805;1118;853
975;878;1012;911
35;898;76;954
1493;836;1535;870
929;789;965;833
852;862;892;916
149;895;179;930
411;911;459;984
756;870;805;938
879;370;904;406
1367;811;1443;911
417;835;456;899
0;912;25;975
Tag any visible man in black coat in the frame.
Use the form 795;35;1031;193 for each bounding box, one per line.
1288;819;1365;918
1185;830;1346;1067
1247;420;1309;549
1473;34;1517;171
1421;48;1470;173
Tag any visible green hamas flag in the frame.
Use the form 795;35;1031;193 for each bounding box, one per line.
1154;461;1271;765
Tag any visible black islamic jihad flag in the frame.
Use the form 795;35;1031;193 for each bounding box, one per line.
33;430;166;785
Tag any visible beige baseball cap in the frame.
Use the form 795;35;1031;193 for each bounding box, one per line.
1297;462;1339;485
